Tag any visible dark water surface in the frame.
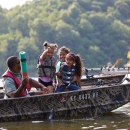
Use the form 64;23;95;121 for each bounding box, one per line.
0;103;130;130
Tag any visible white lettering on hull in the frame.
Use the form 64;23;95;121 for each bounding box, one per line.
70;92;98;101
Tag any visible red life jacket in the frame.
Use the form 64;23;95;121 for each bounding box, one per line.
2;70;31;97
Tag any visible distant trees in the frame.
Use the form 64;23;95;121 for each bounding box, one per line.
127;51;130;63
0;14;8;34
0;0;130;76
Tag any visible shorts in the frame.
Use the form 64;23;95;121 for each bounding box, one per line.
38;78;53;87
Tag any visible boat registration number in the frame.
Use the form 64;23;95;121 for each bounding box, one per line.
70;92;98;101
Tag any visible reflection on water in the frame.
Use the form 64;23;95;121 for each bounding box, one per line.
0;103;130;130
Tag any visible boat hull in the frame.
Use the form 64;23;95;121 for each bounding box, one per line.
0;82;130;122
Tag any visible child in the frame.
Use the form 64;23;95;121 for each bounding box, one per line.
37;41;58;93
55;53;84;93
55;46;71;85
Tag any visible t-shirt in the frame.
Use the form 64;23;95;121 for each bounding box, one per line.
56;61;66;84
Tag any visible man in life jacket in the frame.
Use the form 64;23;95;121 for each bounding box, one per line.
2;56;49;99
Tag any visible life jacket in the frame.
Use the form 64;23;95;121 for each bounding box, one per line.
2;70;31;97
60;64;75;85
37;55;56;78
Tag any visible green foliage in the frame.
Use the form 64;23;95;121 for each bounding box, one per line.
0;13;8;34
0;0;130;76
127;51;130;63
114;1;130;18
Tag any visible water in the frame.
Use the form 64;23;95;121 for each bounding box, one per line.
0;103;130;129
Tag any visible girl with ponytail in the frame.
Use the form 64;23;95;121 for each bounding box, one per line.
55;53;84;93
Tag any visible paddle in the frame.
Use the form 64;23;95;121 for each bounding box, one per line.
112;58;122;68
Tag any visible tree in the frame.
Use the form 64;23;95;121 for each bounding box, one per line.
79;19;94;37
127;51;130;63
55;23;80;52
0;13;8;34
29;19;55;49
68;3;81;19
78;0;91;11
114;1;130;18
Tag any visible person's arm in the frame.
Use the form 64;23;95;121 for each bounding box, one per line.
33;91;48;95
55;65;64;86
55;65;63;77
8;78;28;98
77;77;81;88
39;47;51;60
29;78;49;93
73;76;81;88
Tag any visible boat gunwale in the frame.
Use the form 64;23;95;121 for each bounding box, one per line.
0;81;129;101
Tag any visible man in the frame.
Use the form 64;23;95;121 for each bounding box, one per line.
2;56;49;98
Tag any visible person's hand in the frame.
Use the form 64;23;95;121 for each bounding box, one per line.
55;72;60;77
43;46;50;54
41;86;50;94
41;90;49;94
44;46;51;52
21;77;28;87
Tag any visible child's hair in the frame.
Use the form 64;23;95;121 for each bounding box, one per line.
43;41;58;51
67;53;84;78
57;46;70;55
